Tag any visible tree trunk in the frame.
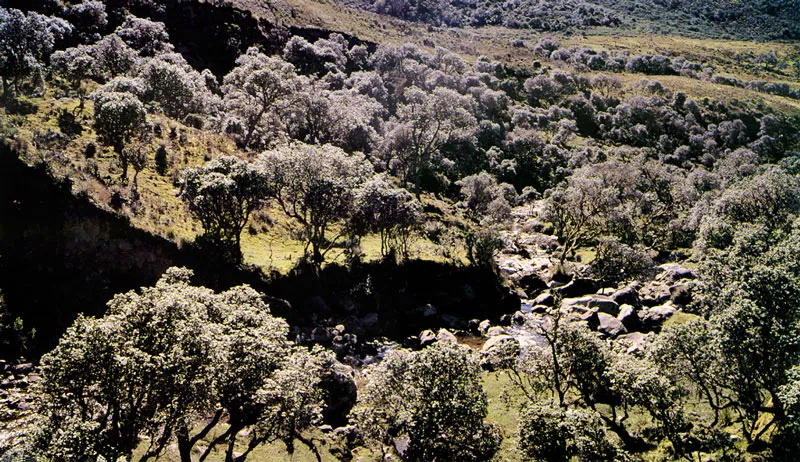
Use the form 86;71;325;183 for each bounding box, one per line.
177;432;193;462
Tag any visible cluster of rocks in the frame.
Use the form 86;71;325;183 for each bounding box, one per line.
466;263;699;370
547;263;698;339
0;360;39;453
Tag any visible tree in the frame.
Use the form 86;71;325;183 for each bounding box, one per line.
125;136;150;198
0;7;69;100
541;167;621;264
50;45;95;111
139;56;216;119
65;0;107;43
222;48;305;149
32;267;301;462
257;143;373;266
92;91;147;181
89;34;138;79
382;86;477;194
350;342;501;461
349;175;423;258
114;15;172;57
518;402;620;462
180;156;270;263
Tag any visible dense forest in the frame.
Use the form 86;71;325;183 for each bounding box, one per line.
0;0;799;460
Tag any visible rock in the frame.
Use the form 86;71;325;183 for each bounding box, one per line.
319;425;333;433
658;263;696;282
597;313;627;338
403;336;420;349
358;312;379;329
499;314;512;326
420;303;437;317
501;291;522;314
669;284;692;306
307;296;331;315
12;363;33;375
532;291;555;306
638;283;671;307
320;362;357;427
436;329;457;344
512;311;526;325
462;284;476;300
611;284;640;307
617;304;641;332
617;332;654;353
641;303;676;329
419;329;437;347
553;277;599;298
577;309;600;330
440;314;467;330
480;335;520;371
519;274;548;294
562;295;619;316
530;305;548;314
311;327;331;344
486;326;507;337
597;287;616;296
478;320;492;335
468;319;481;334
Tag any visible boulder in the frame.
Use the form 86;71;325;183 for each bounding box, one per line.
553;277;599;298
611;284;640;307
320;362;357;427
519;274;548;294
576;309;600;331
641;303;676;329
419;329;437;347
597;313;627;338
530;305;548;314
499;314;512;326
532;291;555;306
638;283;671;307
480;335;520;371
311;327;331;344
658;263;696;282
12;363;33;375
617;304;641;332
436;329;457;344
478;320;492;336
468;319;481;335
420;303;437;317
358;312;380;329
512;311;526;325
669;284;692;306
441;314;467;330
562;295;619;316
616;332;655;353
486;326;507;337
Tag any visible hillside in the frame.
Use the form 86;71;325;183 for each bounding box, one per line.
1;0;800;460
335;0;800;39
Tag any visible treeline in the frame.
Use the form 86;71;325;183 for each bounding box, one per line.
2;3;800;268
337;0;800;39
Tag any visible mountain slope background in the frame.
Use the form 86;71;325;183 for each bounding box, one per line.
335;0;800;39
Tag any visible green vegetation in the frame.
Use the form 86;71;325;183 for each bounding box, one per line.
0;0;799;460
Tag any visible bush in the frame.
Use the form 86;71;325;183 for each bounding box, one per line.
154;145;168;175
591;237;654;286
519;402;620;462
